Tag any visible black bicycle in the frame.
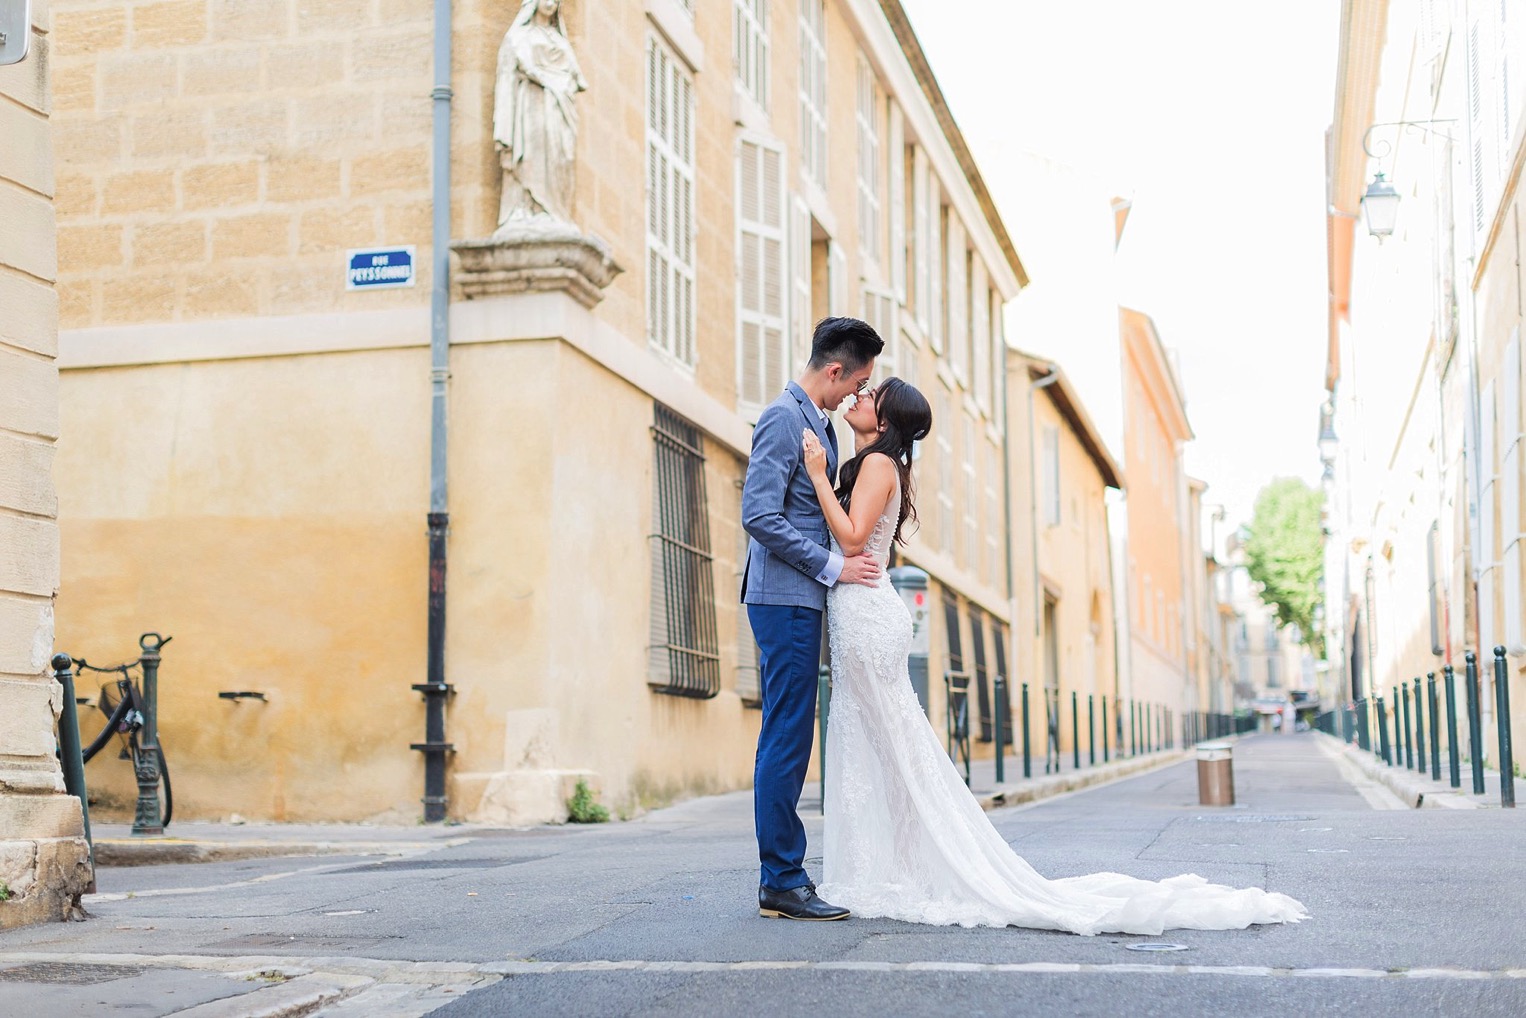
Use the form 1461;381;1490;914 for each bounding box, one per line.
73;646;173;826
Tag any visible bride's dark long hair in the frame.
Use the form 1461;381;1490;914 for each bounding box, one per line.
835;377;933;545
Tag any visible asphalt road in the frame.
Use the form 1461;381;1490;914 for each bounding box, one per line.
3;734;1523;1017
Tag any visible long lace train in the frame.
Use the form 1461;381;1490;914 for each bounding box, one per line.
816;480;1308;935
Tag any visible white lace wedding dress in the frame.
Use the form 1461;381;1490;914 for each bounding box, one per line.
816;479;1308;935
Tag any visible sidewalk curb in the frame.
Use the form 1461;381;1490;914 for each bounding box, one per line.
93;837;473;868
1315;733;1484;809
974;749;1192;811
0;951;505;1017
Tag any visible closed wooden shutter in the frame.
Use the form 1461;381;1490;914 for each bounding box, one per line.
647;35;696;365
791;194;812;369
888;101;907;302
738;139;787;409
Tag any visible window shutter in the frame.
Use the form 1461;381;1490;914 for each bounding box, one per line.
734;0;769;111
738;139;787;409
990;290;1006;418
861;283;897;380
947;217;967;381
929;181;944;353
963;416;978;573
855;54;881;270
986;442;1002;586
971;259;990;410
913;147;930;332
829;240;848;315
1471;15;1492;233
647;34;697;366
888;101;906;302
790;194;812;369
799;0;828;187
937;387;955;552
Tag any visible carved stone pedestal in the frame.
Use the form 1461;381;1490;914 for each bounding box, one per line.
452;221;622;308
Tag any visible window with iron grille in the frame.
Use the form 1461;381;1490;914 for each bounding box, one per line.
799;0;828;187
943;588;964;676
734;0;769;111
991;618;1013;746
647;34;697;367
969;605;992;742
648;404;721;698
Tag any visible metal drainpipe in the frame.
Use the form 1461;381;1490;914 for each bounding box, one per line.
411;0;454;823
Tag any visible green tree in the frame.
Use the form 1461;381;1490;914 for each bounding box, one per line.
1243;478;1325;657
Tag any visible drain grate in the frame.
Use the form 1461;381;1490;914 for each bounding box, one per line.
1192;815;1315;824
0;962;146;985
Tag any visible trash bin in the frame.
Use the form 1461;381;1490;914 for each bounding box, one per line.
1197;741;1234;806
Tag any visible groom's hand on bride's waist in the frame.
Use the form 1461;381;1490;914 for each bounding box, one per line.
839;555;881;587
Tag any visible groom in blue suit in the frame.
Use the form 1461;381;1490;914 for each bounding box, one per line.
742;317;884;921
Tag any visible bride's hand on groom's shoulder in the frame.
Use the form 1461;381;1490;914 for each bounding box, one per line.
802;430;828;480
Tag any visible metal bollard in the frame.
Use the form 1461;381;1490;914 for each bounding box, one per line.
1466;651;1486;794
1071;690;1080;770
52;654;95;890
1101;696;1110;763
1413;677;1425;773
1427;673;1441;780
1088;694;1096;766
1130;701;1138;756
1444;664;1461;788
1021;682;1031;779
1357;697;1371;752
819;664;830;814
1391;686;1403;767
1197;741;1234;806
133;633;169;836
1495;647;1516;808
993;674;1007;785
1401;684;1413;770
1376;696;1391;766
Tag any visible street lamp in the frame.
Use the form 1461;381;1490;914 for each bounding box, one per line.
1359;173;1401;240
1356;120;1457;240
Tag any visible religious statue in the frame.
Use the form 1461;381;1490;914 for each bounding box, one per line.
456;0;618;306
494;0;587;229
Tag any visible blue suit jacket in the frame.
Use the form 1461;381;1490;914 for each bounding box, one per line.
741;382;840;610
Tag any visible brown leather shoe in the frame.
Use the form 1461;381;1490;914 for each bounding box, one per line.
758;883;851;921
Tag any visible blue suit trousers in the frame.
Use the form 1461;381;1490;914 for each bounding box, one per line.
748;603;823;891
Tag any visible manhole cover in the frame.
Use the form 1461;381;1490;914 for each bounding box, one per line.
1125;943;1190;953
0;962;145;985
1192;815;1315;824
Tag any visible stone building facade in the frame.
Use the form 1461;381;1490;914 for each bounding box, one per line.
48;0;1028;823
1;1;94;928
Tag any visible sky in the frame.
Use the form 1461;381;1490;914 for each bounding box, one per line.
899;0;1340;531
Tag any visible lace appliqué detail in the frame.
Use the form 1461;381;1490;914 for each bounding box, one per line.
817;480;1308;935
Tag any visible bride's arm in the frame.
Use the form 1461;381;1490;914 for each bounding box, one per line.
802;433;895;557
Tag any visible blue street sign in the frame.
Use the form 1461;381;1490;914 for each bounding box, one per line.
346;246;416;290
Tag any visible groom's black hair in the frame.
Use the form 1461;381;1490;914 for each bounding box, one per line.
807;316;884;373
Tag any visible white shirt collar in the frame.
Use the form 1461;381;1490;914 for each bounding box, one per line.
813;401;828;421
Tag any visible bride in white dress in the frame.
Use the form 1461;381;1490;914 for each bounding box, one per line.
799;378;1307;936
